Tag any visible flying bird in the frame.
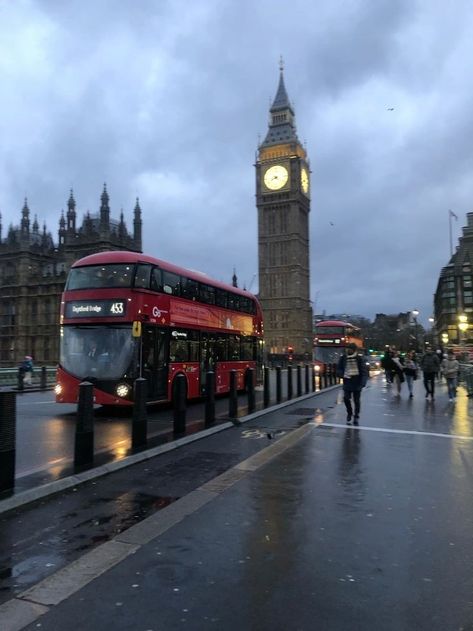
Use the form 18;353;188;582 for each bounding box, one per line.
387;107;395;111
329;222;334;226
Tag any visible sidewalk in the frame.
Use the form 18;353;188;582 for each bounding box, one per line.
4;374;473;630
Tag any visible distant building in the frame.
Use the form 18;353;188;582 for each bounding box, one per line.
256;63;312;359
0;185;142;366
434;212;473;346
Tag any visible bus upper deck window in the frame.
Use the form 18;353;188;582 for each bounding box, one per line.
135;264;151;289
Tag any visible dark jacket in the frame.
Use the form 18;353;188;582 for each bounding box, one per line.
337;353;369;391
420;352;440;373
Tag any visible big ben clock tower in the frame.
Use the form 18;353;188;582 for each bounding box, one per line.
256;61;312;359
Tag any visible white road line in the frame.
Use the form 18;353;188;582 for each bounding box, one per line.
318;422;473;441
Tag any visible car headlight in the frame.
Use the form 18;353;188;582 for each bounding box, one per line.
314;365;321;372
55;383;63;396
116;383;130;398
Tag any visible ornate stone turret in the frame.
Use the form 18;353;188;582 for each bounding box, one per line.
232;268;238;288
58;211;66;246
119;209;126;240
32;214;39;234
100;183;110;230
66;189;76;233
21;198;30;236
133;197;142;251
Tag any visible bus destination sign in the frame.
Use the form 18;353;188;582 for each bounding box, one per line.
65;300;126;318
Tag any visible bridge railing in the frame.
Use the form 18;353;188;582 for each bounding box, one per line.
0;366;57;388
458;363;473;397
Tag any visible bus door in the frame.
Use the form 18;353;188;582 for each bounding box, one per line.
200;333;216;394
142;326;169;400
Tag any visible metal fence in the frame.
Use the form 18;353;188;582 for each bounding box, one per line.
0;367;56;388
458;363;473;397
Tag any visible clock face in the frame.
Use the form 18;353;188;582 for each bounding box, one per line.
263;165;289;190
301;167;309;194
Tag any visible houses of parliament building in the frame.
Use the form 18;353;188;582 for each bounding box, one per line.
0;186;142;366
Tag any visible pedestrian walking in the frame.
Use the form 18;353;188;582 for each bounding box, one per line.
436;349;444;381
403;350;418;398
420;348;440;400
381;347;394;384
441;350;460;401
21;355;34;385
337;343;368;425
391;350;405;395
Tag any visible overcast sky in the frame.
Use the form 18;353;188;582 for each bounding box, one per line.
1;0;473;325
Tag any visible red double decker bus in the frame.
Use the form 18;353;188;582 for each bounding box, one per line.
313;320;364;368
55;251;264;406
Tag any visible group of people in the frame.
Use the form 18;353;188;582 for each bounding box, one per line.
381;346;460;402
336;343;462;426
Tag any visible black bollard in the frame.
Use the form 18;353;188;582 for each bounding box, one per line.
263;367;270;407
305;364;310;394
247;368;255;413
40;366;47;390
276;366;282;403
173;374;187;435
205;370;215;426
0;390;16;494
74;381;94;467
229;369;238;418
297;365;302;397
132;378;147;448
17;368;24;392
287;365;293;400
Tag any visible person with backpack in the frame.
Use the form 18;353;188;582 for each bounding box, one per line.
337;343;369;424
403;350;418;399
441;350;460;401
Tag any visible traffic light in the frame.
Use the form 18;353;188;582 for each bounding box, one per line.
288;345;294;354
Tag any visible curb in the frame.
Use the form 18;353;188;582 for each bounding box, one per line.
0;385;341;515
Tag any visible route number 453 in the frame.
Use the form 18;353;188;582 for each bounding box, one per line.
110;302;124;314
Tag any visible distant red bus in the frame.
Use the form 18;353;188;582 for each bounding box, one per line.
313;320;364;367
56;251;264;406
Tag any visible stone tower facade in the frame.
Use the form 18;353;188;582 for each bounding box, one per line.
256;65;313;359
0;186;142;366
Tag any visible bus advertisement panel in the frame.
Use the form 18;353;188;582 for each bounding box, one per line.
55;251;264;406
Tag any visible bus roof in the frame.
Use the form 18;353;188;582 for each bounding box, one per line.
315;320;359;328
71;251;258;301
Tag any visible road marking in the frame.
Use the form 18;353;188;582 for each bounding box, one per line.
320;422;473;441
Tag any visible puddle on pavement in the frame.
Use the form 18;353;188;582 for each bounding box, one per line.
0;493;178;604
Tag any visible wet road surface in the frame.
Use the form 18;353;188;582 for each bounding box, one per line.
0;389;338;607
13;367;311;482
4;374;473;630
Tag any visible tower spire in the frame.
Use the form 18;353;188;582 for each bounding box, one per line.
67;188;76;232
261;60;299;148
133;197;142;252
100;183;110;229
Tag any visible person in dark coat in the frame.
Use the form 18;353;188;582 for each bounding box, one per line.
381;347;395;384
337;343;369;424
420;348;440;400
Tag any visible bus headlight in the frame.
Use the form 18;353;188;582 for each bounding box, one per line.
314;365;320;372
116;383;130;398
55;383;63;396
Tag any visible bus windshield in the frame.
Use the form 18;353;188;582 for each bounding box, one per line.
60;325;138;380
314;347;344;364
66;264;135;290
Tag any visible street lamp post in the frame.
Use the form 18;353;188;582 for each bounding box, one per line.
412;309;419;352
